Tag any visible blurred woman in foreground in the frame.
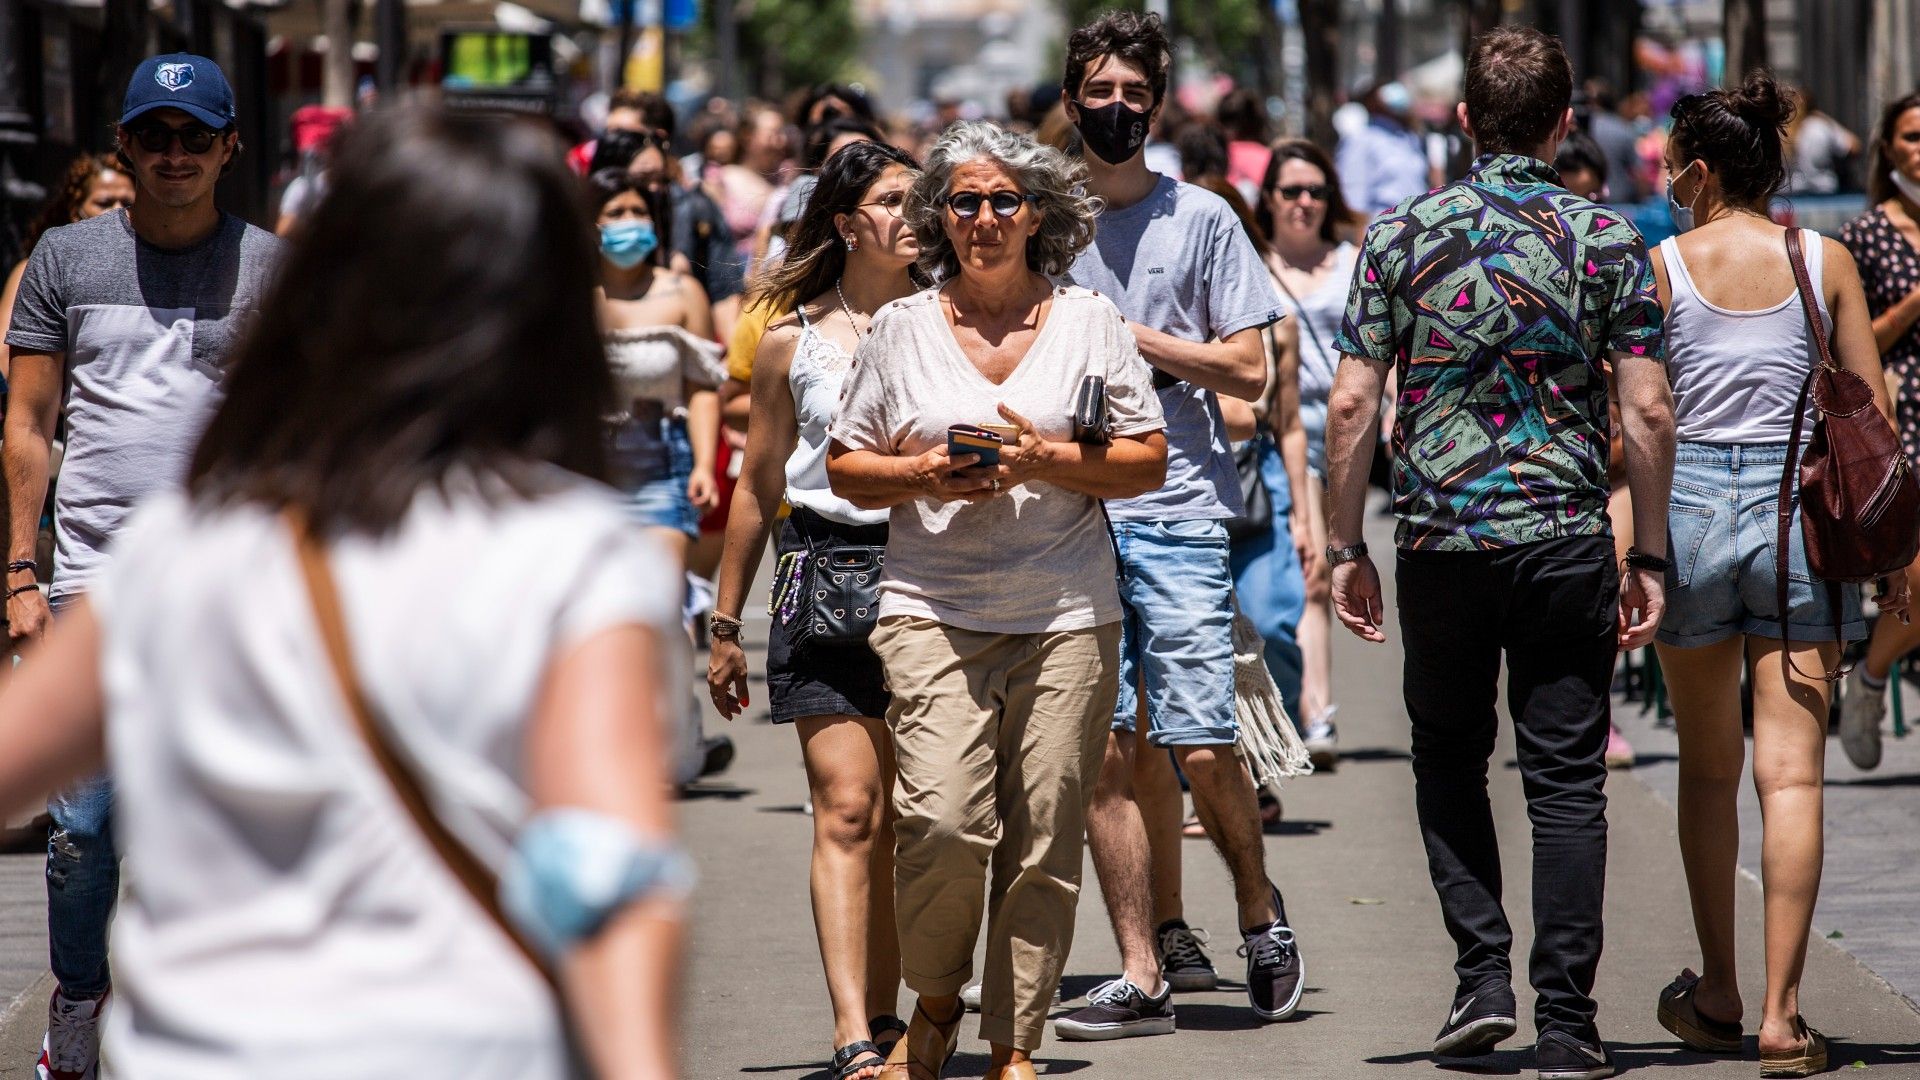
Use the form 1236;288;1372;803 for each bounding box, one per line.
0;108;690;1078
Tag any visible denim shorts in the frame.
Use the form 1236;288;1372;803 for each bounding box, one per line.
1111;518;1238;747
1299;398;1329;481
612;413;698;537
1658;441;1865;648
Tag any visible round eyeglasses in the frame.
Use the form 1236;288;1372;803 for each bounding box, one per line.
858;191;909;217
944;190;1040;219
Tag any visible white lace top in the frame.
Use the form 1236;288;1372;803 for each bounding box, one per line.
786;308;888;526
602;324;725;412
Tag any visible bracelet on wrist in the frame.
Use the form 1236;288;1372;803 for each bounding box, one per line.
1624;547;1670;573
6;560;36;577
708;612;743;642
5;582;39;602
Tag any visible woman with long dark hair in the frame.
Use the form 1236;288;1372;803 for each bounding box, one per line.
1256;138;1356;768
1837;90;1920;768
706;140;921;1080
591;168;724;567
1651;74;1904;1077
0;107;689;1078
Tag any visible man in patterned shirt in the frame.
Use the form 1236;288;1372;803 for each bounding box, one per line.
1323;27;1675;1080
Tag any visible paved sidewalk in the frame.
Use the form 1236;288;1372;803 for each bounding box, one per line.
680;507;1920;1079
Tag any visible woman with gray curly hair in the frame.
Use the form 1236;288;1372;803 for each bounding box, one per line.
827;120;1168;1080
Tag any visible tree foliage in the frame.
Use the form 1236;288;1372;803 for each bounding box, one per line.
727;0;863;99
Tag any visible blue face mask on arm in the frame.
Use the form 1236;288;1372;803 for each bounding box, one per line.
600;220;658;268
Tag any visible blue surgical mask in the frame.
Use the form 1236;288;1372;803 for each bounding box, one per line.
599;220;657;268
1666;163;1700;234
1891;169;1920;209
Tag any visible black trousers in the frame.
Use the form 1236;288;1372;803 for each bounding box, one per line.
1396;535;1618;1037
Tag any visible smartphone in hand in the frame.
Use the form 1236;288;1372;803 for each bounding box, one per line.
947;424;1003;469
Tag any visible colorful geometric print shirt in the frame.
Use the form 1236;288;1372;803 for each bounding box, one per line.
1333;153;1664;551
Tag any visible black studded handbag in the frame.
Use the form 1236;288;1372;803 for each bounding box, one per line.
784;510;886;652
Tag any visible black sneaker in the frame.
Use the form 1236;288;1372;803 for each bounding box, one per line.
1536;1030;1615;1080
1156;919;1218;992
1237;893;1305;1021
1434;983;1518;1058
1052;978;1175;1041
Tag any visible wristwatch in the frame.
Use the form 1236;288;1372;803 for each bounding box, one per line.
1325;541;1370;567
1624;547;1669;573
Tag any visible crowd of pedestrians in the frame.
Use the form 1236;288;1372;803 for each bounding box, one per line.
0;12;1918;1080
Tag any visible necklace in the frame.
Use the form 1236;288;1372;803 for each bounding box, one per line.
835;281;863;334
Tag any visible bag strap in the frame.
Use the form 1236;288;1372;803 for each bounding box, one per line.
1777;230;1845;683
286;511;563;993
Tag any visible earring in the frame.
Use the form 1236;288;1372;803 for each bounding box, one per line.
844;235;858;251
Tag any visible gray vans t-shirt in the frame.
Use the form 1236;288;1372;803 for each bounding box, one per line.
1067;174;1285;521
6;210;283;598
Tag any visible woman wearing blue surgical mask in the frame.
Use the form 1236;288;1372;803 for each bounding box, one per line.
591;169;724;566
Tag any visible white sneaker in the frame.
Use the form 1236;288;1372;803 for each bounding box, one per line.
960;980;1060;1012
1303;706;1339;771
36;988;106;1080
1839;670;1887;771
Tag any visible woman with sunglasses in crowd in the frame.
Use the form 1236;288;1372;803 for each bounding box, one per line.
1256;138;1355;770
706;140;921;1080
827;121;1166;1080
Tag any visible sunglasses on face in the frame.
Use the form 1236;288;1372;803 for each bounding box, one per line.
128;122;221;155
944;190;1040;219
1274;184;1330;203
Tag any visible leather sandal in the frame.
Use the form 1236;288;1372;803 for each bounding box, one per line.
1657;969;1743;1054
983;1063;1039;1080
869;1014;908;1058
831;1041;887;1080
1759;1018;1828;1078
878;998;965;1079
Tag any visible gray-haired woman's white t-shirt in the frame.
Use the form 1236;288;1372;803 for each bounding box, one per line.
829;285;1164;635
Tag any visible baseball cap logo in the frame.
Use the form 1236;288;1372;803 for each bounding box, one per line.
156;62;195;91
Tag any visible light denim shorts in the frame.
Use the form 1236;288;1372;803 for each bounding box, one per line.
1658;442;1864;648
1110;518;1238;747
611;412;698;538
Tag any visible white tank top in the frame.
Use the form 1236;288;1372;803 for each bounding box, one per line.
785;308;889;526
1660;228;1830;445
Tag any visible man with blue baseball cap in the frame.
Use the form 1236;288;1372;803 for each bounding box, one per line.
3;51;281;1080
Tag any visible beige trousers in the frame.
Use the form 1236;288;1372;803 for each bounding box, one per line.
868;615;1121;1052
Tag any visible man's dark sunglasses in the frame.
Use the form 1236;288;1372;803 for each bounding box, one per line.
945;190;1040;219
128;122;222;155
1275;183;1331;202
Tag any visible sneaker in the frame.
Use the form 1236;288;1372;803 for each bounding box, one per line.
1303;707;1339;771
1434;983;1517;1058
1052;978;1175;1041
1237;890;1305;1021
1155;919;1218;992
1839;669;1887;771
36;988;106;1080
1536;1029;1615;1080
961;980;1059;1013
1604;724;1636;769
699;734;735;778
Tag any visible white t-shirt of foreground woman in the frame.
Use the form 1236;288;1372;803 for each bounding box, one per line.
830;284;1164;634
89;471;683;1079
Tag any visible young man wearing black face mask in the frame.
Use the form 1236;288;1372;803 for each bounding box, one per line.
1048;10;1304;1041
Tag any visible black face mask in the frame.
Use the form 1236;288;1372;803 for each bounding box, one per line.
1073;99;1149;165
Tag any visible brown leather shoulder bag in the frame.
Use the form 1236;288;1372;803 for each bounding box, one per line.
1778;228;1920;678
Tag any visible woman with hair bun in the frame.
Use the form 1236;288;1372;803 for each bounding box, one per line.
1648;71;1906;1078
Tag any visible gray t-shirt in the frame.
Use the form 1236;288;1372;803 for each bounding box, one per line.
829;285;1164;634
6;210;283;598
1067;175;1284;521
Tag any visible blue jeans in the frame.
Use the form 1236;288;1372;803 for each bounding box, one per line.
45;595;115;998
612;412;699;537
1228;434;1306;718
1110;519;1238;747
